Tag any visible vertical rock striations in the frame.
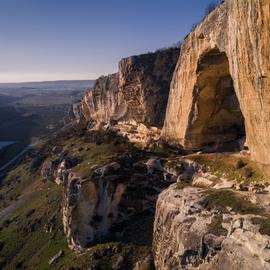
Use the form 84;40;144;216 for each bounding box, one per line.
162;0;270;164
119;48;180;127
62;162;125;250
61;154;170;251
80;73;120;123
76;48;180;128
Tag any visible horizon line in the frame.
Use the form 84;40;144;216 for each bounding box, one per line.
0;78;96;84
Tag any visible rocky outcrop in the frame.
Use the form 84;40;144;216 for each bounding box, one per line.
79;73;119;123
118;49;179;127
41;152;79;185
62;162;125;250
63;2;270;267
62;152;171;250
153;185;270;270
76;48;179;127
162;0;270;164
74;0;270;165
112;121;162;149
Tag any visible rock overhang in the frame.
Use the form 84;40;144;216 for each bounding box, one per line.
162;0;270;165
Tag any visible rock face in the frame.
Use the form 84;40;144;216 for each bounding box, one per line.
80;73;119;123
153;185;270;270
74;0;270;164
118;49;179;127
62;153;170;250
62;162;125;250
162;0;270;164
76;48;179;127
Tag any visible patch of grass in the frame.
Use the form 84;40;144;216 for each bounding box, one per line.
71;143;118;178
61;131;132;179
188;154;265;184
251;217;270;236
0;177;67;269
204;190;262;215
175;181;189;190
208;215;227;236
0;164;36;210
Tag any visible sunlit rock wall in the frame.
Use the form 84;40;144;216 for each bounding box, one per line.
162;0;270;164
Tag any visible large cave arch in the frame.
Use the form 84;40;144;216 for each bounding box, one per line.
186;49;246;152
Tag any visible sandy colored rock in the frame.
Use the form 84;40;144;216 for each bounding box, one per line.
162;0;270;164
76;48;179;127
62;164;125;250
118;48;179;127
153;185;270;270
80;73;119;123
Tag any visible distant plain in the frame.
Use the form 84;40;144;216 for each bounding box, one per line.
0;80;93;167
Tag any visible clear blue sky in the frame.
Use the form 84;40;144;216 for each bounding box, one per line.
0;0;219;82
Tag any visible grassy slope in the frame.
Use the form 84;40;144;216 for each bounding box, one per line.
188;153;267;184
0;132;151;269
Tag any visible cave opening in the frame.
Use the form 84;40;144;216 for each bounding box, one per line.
186;49;246;152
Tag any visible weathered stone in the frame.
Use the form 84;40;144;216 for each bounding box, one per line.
153;185;270;270
80;73;119;123
162;0;270;165
62;171;125;250
62;153;174;251
41;158;57;180
76;48;179;128
118;48;179;127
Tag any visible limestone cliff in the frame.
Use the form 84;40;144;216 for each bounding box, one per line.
162;0;270;164
62;162;125;250
80;73;119;123
66;0;270;266
76;48;179;127
119;48;179;127
61;148;171;251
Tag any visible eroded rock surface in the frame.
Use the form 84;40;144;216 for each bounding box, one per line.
75;48;179;128
153;185;270;270
118;48;179;127
162;0;270;164
62;152;171;250
62;162;125;250
79;73;119;123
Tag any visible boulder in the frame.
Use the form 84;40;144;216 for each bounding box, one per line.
41;158;56;180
